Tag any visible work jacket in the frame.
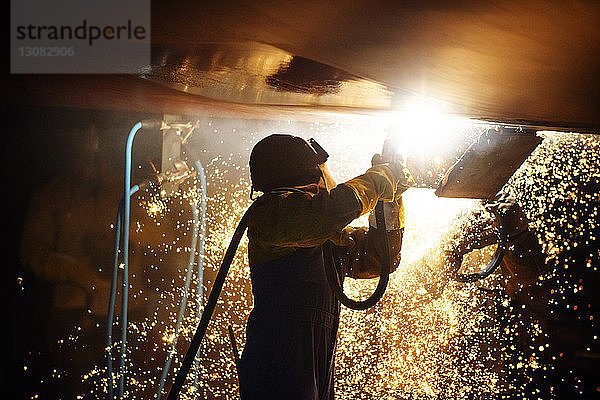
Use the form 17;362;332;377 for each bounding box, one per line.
238;164;408;400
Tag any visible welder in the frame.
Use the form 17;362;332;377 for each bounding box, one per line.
237;134;412;400
19;124;122;398
20;125;119;334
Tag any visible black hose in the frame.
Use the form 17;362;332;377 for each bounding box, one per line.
166;209;250;400
323;201;392;310
453;209;508;283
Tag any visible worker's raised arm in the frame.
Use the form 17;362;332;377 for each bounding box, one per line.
343;163;410;215
247;163;411;265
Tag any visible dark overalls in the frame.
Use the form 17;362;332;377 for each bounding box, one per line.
237;164;407;400
238;247;340;400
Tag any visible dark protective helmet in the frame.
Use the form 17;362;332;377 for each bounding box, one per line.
250;134;329;192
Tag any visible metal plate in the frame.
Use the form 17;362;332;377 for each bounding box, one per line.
435;128;542;199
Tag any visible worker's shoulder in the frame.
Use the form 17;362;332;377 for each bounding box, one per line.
248;188;317;223
251;189;313;210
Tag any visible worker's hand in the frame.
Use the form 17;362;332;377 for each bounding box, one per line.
371;152;403;169
484;191;530;239
371;153;414;195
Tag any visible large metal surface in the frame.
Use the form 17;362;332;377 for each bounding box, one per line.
143;42;392;108
6;0;600;130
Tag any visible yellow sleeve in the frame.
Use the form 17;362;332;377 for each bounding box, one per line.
247;164;408;266
249;164;405;247
248;184;362;250
344;164;411;216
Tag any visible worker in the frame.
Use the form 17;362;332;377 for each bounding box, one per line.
442;192;600;396
408;190;547;300
19;125;122;397
20;126;120;340
237;134;412;400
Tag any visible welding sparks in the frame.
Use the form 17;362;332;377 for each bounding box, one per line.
28;118;599;400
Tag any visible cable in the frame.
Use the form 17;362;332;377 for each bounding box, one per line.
106;197;123;400
191;160;207;391
322;200;391;310
117;121;143;398
155;203;200;400
107;120;159;399
106;185;139;399
453;209;508;283
166;208;250;400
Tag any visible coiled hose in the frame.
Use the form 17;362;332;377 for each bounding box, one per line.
453;208;508;283
323;200;391;310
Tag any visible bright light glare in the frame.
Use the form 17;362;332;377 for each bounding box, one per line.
400;188;479;264
387;96;470;162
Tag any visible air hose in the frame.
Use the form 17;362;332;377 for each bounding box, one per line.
106;120;163;399
453;208;508;283
106;120;146;400
323;200;391;310
106;187;138;400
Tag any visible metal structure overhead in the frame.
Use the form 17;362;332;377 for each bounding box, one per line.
7;0;600;130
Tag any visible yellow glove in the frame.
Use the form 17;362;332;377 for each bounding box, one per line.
370;153;415;200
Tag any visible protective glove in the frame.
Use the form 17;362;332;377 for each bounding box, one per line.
368;152;412;230
371;153;415;197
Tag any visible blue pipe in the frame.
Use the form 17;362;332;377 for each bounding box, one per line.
107;187;139;399
192;160;207;390
107;120;207;399
114;121;143;398
116;121;143;398
156;159;207;400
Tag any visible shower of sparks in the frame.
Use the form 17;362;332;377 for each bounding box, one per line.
27;118;599;400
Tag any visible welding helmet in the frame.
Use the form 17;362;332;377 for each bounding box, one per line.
250;134;329;192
